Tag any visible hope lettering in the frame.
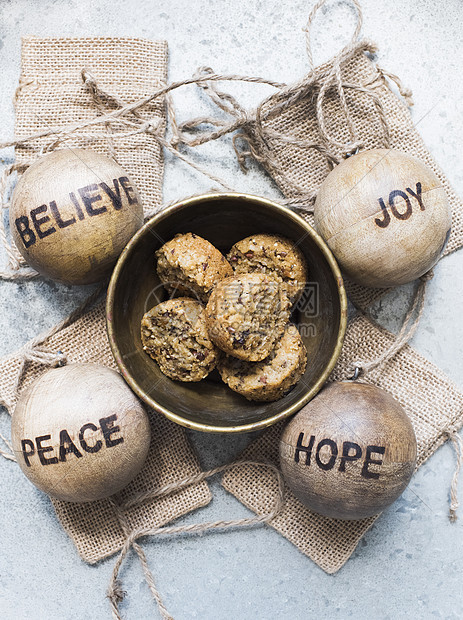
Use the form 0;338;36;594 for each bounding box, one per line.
14;176;138;250
375;182;425;228
294;432;385;479
20;414;124;467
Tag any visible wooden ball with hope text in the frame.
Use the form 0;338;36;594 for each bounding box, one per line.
279;382;417;520
10;149;144;285
11;364;151;503
314;149;452;288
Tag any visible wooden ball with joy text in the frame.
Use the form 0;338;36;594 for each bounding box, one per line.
279;382;417;520
314;149;452;288
10;149;144;284
11;364;151;503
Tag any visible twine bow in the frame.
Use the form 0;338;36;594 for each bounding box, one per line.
106;461;285;620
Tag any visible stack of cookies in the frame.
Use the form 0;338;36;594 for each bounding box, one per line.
141;232;308;402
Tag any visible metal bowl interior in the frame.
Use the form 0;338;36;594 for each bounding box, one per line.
106;193;347;433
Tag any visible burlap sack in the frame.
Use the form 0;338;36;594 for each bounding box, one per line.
0;301;212;564
240;42;463;309
0;37;213;565
254;46;463;254
219;14;463;572
15;36;167;217
222;314;463;574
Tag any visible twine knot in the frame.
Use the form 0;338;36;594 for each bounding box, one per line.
107;579;126;605
21;347;67;368
143;118;163;134
377;67;414;107
81;68;97;90
342;141;363;158
420;269;434;282
444;424;459;438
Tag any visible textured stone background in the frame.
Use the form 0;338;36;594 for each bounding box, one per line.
0;0;462;618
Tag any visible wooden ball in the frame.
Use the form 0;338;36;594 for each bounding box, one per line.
11;364;151;503
10;149;144;284
314;149;452;288
279;382;417;520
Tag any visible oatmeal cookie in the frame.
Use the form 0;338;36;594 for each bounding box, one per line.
218;324;307;401
141;298;218;382
205;272;291;362
227;234;308;302
156;233;233;303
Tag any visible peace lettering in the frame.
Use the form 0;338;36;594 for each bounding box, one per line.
20;414;124;467
15;176;138;250
375;182;425;228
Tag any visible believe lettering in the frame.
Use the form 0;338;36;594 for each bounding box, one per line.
14;176;138;249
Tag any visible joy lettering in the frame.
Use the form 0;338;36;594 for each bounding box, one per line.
375;181;425;228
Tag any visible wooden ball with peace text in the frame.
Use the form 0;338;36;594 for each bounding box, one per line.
11;364;151;503
10;149;144;284
314;149;452;288
279;382;417;520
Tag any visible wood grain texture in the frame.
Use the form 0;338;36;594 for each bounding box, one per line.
10;148;144;284
11;364;151;503
314;149;452;288
279;382;417;520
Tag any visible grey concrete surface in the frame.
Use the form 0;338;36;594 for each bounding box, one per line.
0;0;462;618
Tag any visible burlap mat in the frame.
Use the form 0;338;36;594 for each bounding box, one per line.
0;301;212;564
15;36;167;217
222;314;463;574
245;45;463;309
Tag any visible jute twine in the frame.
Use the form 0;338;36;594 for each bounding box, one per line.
107;460;285;620
350;270;433;379
345;270;463;526
0;284;105;461
0;288;286;619
0;0;409;254
0;0;462;616
0;0;434;374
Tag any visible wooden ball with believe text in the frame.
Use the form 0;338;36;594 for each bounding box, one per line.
10;149;144;284
279;382;417;520
11;364;151;503
314;149;452;288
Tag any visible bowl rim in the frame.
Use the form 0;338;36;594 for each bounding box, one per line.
106;192;348;433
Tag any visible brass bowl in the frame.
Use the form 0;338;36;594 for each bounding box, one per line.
106;193;347;433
